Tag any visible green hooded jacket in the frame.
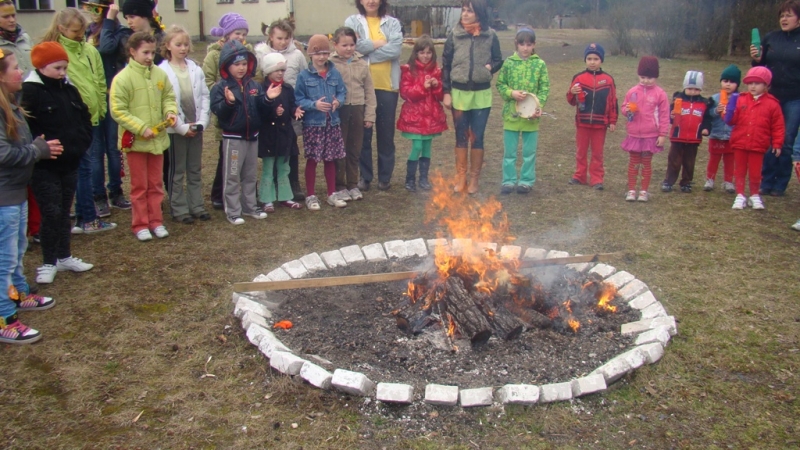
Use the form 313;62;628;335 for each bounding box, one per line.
496;52;550;132
58;35;107;125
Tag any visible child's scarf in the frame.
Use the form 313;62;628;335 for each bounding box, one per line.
462;21;481;36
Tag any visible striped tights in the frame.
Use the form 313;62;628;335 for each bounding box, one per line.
628;152;653;191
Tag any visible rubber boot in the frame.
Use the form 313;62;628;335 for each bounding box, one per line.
405;160;418;191
291;180;305;202
418;157;432;191
453;147;468;193
467;149;484;195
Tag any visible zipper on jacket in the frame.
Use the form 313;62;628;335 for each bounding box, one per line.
468;36;475;86
241;83;249;139
589;71;596;124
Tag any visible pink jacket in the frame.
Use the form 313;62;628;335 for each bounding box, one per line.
621;83;670;139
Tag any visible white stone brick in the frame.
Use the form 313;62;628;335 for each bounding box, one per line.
571;374;607;397
300;361;333;389
634;326;672;347
540;382;573;403
546;250;569;259
424;384;459;406
281;260;308;279
566;255;593;273
498;384;539;405
257;331;291;358
340;245;366;263
605;270;635;288
426;238;449;253
300;253;327;272
640;301;668;320
241;311;269;330
592;358;631;384
252;273;270;283
320;250;347;268
523;248;547;260
376;383;414;404
267;268;292;281
331;369;375;396
629;291;657;310
459;387;494;407
621;316;677;337
589;263;616;278
245;323;271;346
618;347;647;371
476;242;498;252
618;279;649;301
362;243;388;262
451;238;472;254
269;351;306;375
405;238;429;257
234;297;272;319
384;240;409;259
638;342;665;364
500;245;522;260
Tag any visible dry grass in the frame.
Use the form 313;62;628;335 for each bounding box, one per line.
2;29;799;449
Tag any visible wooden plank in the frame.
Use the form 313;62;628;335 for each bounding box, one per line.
233;253;618;293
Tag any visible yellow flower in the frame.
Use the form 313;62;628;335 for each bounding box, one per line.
157;81;164;91
0;48;5;59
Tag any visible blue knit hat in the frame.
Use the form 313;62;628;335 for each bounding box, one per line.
584;43;605;62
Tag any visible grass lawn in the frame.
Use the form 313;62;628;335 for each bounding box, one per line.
2;29;799;449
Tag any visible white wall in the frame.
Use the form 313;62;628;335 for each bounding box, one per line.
292;0;353;37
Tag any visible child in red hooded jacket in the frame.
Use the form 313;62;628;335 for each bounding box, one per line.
725;66;784;210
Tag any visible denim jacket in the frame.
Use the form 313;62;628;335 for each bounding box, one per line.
295;61;347;127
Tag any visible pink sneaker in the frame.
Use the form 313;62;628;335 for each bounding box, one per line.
16;293;55;312
0;315;42;345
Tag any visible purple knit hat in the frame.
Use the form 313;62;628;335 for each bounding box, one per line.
211;13;249;38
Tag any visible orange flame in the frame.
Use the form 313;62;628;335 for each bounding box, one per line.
568;317;580;333
273;320;293;329
446;313;456;337
596;283;618;313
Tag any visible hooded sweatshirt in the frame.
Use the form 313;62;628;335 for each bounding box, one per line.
209;40;267;140
58;34;107;126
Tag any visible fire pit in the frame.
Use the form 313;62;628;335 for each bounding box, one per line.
232;177;676;407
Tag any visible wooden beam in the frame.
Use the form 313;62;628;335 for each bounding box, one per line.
232;253;617;293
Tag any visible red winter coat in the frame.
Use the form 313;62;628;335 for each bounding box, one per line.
729;92;785;153
566;68;618;128
396;61;448;135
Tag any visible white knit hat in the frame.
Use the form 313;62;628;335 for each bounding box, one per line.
683;71;704;90
259;52;286;76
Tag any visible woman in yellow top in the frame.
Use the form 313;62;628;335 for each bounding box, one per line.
345;0;403;191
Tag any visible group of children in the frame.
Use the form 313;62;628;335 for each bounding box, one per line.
568;48;785;210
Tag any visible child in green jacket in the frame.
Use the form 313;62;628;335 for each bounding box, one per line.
496;28;550;194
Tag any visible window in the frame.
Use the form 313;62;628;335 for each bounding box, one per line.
66;0;76;6
217;0;233;4
242;0;259;3
174;0;187;9
17;0;52;9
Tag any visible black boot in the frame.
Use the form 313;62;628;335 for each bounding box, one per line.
405;160;418;192
418;157;431;191
291;180;305;202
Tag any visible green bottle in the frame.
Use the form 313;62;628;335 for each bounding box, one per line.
752;28;761;58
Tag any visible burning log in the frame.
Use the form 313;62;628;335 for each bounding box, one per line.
439;276;493;345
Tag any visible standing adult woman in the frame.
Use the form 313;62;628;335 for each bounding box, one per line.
751;0;800;198
345;0;403;191
0;0;32;76
441;0;503;194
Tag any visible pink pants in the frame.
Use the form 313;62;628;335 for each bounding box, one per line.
573;127;606;185
128;152;164;233
733;149;762;196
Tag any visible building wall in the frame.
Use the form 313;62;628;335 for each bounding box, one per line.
292;0;352;37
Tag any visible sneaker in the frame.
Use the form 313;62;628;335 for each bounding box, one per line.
0;315;41;345
625;190;637;201
357;178;370;191
279;200;302;209
71;225;83;235
680;185;692;193
194;211;212;221
152;225;169;238
723;181;735;194
792;219;800;231
56;256;93;272
261;203;275;213
173;214;195;224
228;216;245;225
82;219;117;234
326;193;347;208
305;195;321;211
732;194;746;210
336;189;352;201
661;183;672;193
16;293;55;311
500;184;514;195
95;199;111;218
212;200;224;210
637;191;649;202
36;264;57;284
516;184;532;194
592;183;604;191
31;234;40;244
748;195;765;210
348;187;363;200
377;181;391;191
110;195;132;210
136;229;153;241
568;178;583;185
243;211;267;220
703;179;714;191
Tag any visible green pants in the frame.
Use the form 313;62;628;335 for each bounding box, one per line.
258;156;292;203
408;139;432;161
502;130;539;187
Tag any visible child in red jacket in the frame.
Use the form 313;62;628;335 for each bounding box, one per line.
725;67;785;210
397;35;447;192
566;43;617;190
661;71;712;193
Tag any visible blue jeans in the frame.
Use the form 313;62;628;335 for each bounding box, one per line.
0;202;30;318
92;114;123;199
453;107;491;149
762;98;800;193
359;90;398;184
74;138;98;224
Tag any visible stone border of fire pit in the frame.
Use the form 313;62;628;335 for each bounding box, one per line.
231;238;677;408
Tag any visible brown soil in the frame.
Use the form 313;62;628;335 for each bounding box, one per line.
273;257;637;391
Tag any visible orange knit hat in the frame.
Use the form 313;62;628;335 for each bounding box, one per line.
31;42;69;70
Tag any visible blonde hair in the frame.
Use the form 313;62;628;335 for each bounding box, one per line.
160;25;192;60
40;8;88;43
0;53;25;142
